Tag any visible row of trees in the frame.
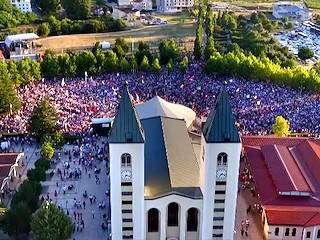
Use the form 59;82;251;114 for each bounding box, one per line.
38;0;91;20
41;38;188;77
37;15;126;37
0;59;41;114
0;98;73;240
205;51;320;92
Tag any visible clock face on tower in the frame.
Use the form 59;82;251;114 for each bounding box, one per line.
121;170;132;181
216;169;227;181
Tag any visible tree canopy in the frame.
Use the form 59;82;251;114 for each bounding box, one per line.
28;98;59;138
62;0;91;19
298;47;314;61
31;202;73;240
272;116;290;137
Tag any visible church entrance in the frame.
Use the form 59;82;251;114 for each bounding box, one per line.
186;208;199;240
147;208;160;240
166;202;180;239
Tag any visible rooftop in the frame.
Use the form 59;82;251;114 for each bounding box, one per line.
243;136;320;226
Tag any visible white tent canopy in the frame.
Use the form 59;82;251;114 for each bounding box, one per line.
5;33;39;47
136;96;196;128
100;41;111;49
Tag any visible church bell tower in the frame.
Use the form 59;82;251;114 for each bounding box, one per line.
109;86;145;240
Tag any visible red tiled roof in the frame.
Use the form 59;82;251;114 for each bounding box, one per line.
0;165;11;177
0;153;19;165
243;136;320;226
265;210;320;226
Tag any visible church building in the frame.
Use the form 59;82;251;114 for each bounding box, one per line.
109;87;242;240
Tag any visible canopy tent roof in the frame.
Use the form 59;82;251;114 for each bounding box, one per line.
136;96;196;128
5;33;39;47
100;41;111;49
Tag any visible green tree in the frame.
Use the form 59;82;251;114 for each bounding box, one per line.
159;39;179;65
37;22;51;37
62;0;91;19
140;55;150;71
41;140;55;160
114;38;129;53
272;116;290;137
298;47;314;61
7;61;22;87
39;0;61;16
75;51;97;74
0;62;21;114
151;57;161;72
41;53;59;77
29;97;59;138
1;202;32;237
179;56;188;73
135;41;152;65
194;21;203;60
167;58;174;73
47;15;61;35
27;168;46;182
204;36;215;60
58;54;76;76
119;58;130;72
103;50;118;72
31;202;73;240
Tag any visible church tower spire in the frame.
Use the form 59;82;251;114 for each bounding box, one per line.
109;86;144;143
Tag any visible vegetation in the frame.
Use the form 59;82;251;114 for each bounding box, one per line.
31;202;73;240
205;51;320;92
28;98;59;138
179;56;189;73
37;15;126;37
298;47;314;61
62;0;92;20
272;116;290;137
0;0;37;30
41;140;55;161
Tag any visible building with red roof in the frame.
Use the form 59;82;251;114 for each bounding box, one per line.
0;153;23;193
242;135;320;240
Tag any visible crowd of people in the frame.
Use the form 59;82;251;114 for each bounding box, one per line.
1;63;320;135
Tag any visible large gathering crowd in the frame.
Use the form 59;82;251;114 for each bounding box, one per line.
1;63;320;135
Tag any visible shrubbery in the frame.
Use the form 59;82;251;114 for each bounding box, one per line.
37;16;126;37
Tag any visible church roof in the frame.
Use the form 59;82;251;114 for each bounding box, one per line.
135;96;196;128
142;116;202;199
202;90;240;143
109;87;144;143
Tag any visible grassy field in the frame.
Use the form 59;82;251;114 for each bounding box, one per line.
306;0;320;9
37;23;196;53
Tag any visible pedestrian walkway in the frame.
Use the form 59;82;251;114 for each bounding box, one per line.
41;137;110;240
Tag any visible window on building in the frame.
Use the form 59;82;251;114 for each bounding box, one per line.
275;227;279;236
121;153;131;167
148;208;159;232
217;152;228;166
187;208;198;232
292;228;296;236
167;202;179;226
317;229;320;238
285;228;290;236
307;231;311;238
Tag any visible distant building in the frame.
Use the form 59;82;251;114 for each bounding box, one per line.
156;0;194;13
11;0;32;12
131;0;153;11
109;88;241;240
243;136;320;240
272;1;310;20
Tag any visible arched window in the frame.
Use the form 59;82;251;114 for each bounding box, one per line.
275;227;279;236
187;208;198;232
285;228;290;236
317;229;320;238
167;202;179;226
217;153;228;166
121;153;131;167
292;228;296;236
148;208;159;232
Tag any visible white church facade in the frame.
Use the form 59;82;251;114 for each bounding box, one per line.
109;87;242;240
